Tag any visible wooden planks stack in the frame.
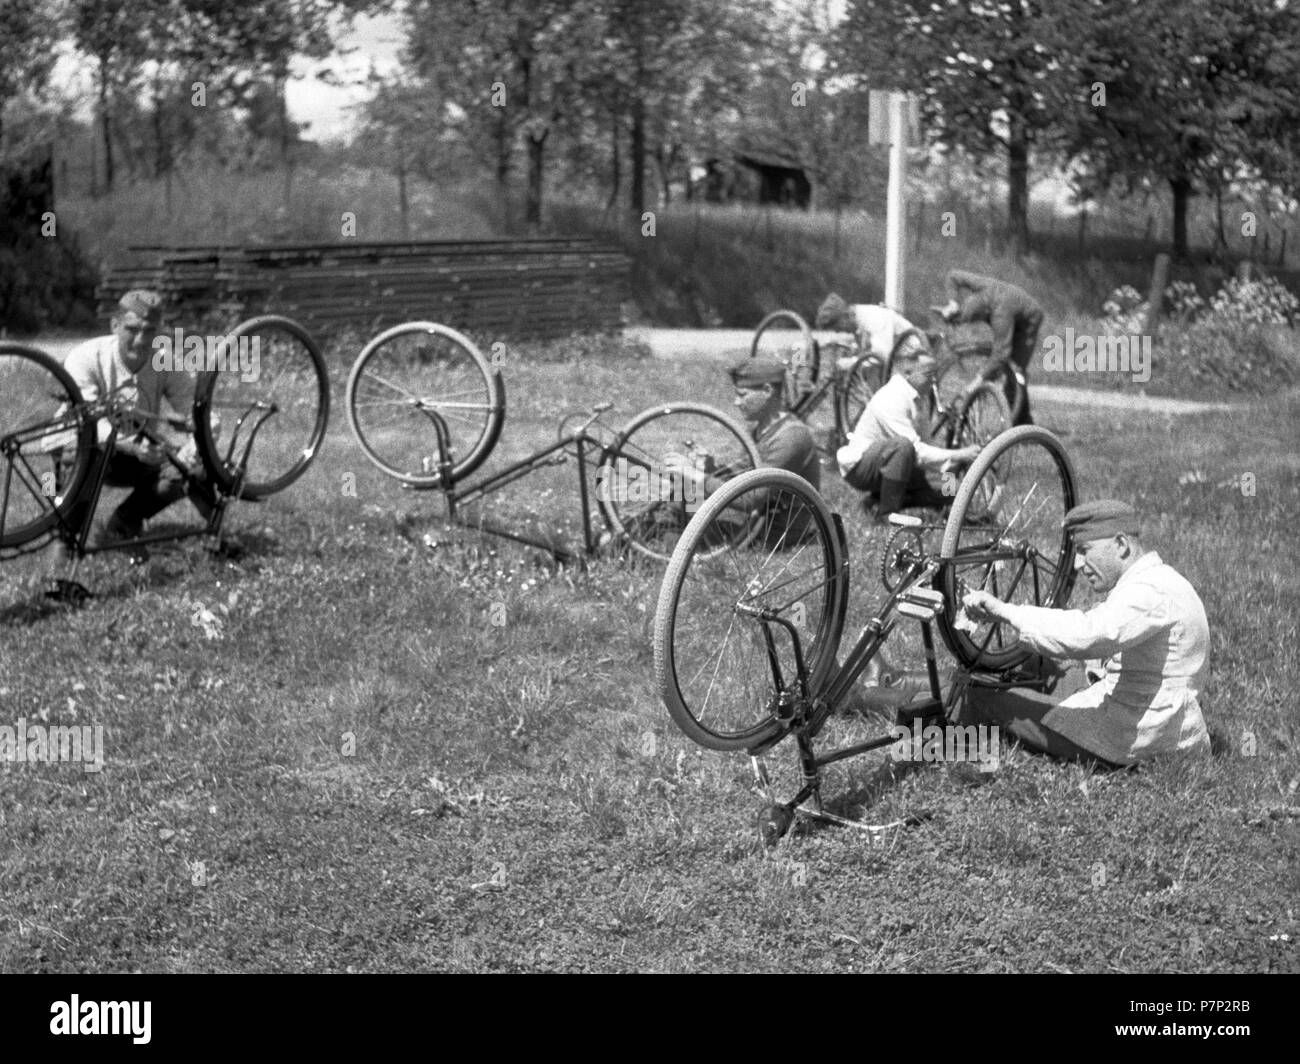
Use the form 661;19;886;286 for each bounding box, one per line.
96;238;630;340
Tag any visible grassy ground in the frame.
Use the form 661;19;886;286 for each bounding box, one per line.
1;334;1297;973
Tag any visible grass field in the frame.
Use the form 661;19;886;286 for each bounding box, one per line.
1;334;1298;973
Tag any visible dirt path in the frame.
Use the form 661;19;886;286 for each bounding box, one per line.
628;326;1240;414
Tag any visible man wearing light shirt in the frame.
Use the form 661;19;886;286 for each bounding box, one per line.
959;500;1211;767
837;345;981;522
815;292;919;362
57;289;213;564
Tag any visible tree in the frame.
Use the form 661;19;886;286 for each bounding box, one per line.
1064;0;1300;259
838;0;1082;255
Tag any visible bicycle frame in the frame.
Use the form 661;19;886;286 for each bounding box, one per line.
742;515;1058;839
45;396;275;590
406;403;615;566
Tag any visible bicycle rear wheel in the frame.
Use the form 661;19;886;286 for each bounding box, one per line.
597;402;761;561
937;426;1077;671
194;315;330;498
346;321;504;488
0;344;95;549
751;309;817;407
654;468;847;752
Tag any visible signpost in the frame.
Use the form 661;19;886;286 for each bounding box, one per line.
869;90;919;314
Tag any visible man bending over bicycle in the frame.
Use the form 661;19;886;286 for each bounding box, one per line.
55;289;215;566
815;292;919;362
837;345;981;523
935;269;1043;426
959;500;1211;767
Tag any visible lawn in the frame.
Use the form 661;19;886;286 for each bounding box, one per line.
1;333;1297;973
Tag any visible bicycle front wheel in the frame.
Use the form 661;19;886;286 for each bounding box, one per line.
654;468;847;752
0;344;95;548
834;352;882;444
346;321;504;488
938;426;1078;671
597;402;761;562
194;315;330;498
947;381;1011;449
751;309;817;406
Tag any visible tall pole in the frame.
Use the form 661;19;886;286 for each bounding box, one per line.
884;91;908;312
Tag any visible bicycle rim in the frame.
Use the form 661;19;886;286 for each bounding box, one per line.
0;344;94;548
195;315;330;498
654;468;847;752
346;321;503;487
597;403;761;562
938;426;1077;671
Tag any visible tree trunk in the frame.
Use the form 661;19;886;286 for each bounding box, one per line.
98;54;114;194
398;157;410;238
630;96;646;217
1170;176;1192;259
605;109;620;211
1006;113;1030;256
526;131;546;230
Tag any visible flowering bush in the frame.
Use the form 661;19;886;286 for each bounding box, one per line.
1206;276;1300;327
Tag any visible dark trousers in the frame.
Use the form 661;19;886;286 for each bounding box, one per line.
958;665;1124;768
1007;310;1042;426
63;448;189;540
843;438;947;509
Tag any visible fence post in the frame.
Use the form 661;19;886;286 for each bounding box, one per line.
1144;252;1170;334
1237;259;1253;283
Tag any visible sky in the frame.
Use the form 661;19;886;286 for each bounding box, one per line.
286;11;406;141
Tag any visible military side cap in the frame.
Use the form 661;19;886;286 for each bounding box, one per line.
729;357;787;387
117;289;164;319
1063;499;1141;541
815;292;851;329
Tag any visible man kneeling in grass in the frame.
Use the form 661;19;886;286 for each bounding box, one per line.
959;500;1211;768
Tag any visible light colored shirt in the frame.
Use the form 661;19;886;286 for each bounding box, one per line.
1001;552;1211;765
836;372;951;477
63;335;194;445
850;304;914;359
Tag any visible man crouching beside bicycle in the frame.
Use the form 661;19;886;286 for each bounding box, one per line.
53;289;216;573
838;343;982;523
959;500;1211;768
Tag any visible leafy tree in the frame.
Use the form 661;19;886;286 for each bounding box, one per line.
838;0;1082;254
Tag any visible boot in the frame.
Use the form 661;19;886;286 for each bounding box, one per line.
875;476;909;522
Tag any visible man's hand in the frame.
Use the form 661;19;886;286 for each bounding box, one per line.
662;453;705;489
961;589;1008;624
119;435;166;469
942;444;982;473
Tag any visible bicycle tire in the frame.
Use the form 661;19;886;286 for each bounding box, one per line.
937;426;1077;671
946;381;1012;449
834;352;882;444
654;468;848;752
751;309;818;406
597;402;761;562
194;315;330;498
346;321;504;488
0;344;96;548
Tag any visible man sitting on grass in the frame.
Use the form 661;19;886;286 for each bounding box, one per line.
837;345;981;523
662;357;819;544
958;500;1211;768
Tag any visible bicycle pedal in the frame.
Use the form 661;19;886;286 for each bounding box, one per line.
44;579;94;605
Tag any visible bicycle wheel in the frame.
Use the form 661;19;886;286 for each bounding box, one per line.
346;321;504;488
834;352;882;443
933;343;991;411
0;344;95;549
194;315;330;498
751;309;817;407
947;381;1011;449
597;402;761;561
654;468;848;752
937;426;1078;672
